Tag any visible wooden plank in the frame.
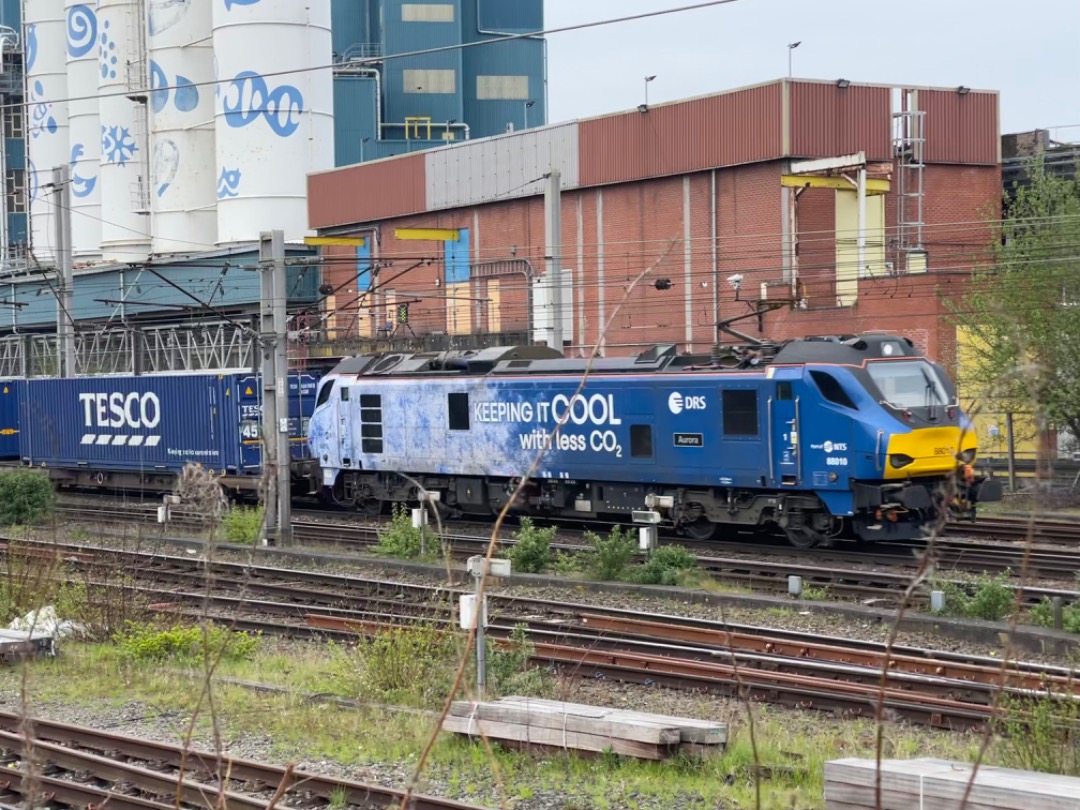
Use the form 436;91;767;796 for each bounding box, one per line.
441;715;670;760
449;701;682;745
825;759;1080;810
495;697;727;744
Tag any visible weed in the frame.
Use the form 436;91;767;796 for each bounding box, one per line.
114;622;261;663
503;517;555;574
329;623;460;707
626;544;698;586
488;623;552;697
69;527;91;542
580;526;637;581
0;470;55;526
372;504;436;560
801;585;830;601
222;505;263;545
550;550;582;576
935;572;1016;621
999;690;1080;775
328;787;348;810
1028;597;1080;633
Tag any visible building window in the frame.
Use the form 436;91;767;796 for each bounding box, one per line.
630;425;653;458
448;393;470;431
476;75;530;100
404;69;456;94
3;105;23;139
6;170;25;214
402;3;455;22
722;389;759;436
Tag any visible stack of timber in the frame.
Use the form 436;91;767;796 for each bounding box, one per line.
825;757;1080;809
443;696;726;760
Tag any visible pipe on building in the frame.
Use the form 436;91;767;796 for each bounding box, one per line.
337;66;383;137
710;169;718;338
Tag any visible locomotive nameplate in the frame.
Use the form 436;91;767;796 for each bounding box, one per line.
673;433;704;448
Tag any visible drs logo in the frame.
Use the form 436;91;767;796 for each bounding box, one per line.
668;391;706;415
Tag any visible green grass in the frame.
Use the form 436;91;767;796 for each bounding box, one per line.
0;638;1006;810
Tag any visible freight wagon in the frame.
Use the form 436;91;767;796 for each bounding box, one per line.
18;372;319;493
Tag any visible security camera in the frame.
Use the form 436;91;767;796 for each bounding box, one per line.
727;273;743;289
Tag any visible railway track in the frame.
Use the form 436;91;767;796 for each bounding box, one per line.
3;537;1079;731
0;711;481;810
45;502;1080;604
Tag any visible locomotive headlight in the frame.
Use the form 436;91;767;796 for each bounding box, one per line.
890;453;915;469
957;448;976;464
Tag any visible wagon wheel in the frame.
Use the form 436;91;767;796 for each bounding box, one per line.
682;517;717;542
356;497;383;517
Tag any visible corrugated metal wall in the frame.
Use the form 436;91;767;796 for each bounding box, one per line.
461;36;545;139
425;121;578;210
918;89;1000;165
334;75;380;166
473;0;543;33
578;83;784;187
789;82;892;160
309;153;427;227
382;0;464;127
331;0;370;57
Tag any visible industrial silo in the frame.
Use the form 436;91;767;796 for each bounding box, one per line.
96;0;149;262
23;0;70;263
147;0;216;253
64;0;101;260
212;0;333;244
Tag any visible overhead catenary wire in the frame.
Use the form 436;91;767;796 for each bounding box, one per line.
2;1;740;113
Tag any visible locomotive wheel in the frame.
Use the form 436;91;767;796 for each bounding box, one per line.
783;527;821;549
357;497;382;517
683;517;717;542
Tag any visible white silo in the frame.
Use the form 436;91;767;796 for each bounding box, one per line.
147;0;217;253
97;0;150;262
23;0;70;263
212;0;333;244
64;0;102;260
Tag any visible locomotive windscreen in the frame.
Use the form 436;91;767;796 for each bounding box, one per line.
866;360;951;410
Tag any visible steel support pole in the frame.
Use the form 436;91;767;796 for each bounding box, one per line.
259;230;292;545
53;165;74;377
544;169;563;352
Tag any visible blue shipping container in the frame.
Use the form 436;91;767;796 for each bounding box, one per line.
20;373;319;476
0;379;22;459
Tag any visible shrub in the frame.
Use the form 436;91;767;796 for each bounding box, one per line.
372;504;436;559
330;623;459;707
115;622;260;663
1028;597;1080;633
222;505;263;544
488;623;551;697
937;572;1016;622
0;470;55;526
580;526;638;581
503;517;555;574
626;544;699;586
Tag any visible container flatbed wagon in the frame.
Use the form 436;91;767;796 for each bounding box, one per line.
18;372;319;493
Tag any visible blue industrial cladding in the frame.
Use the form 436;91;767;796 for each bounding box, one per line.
330;0;545;165
308;335;1002;547
17;372;319;477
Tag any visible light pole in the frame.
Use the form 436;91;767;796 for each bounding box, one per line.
787;42;800;78
644;75;656;109
523;100;535;130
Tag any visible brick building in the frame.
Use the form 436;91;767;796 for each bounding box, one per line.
305;78;1001;366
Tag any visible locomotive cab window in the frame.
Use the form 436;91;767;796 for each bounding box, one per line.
630;424;653;458
810;371;857;409
722;389;759;436
316;380;334;408
776;381;793;401
339;386;349;402
448;393;470;431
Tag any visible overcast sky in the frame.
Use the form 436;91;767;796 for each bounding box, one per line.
545;0;1080;139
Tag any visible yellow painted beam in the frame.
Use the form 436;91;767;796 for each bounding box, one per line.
395;227;460;241
305;236;367;246
781;175;891;194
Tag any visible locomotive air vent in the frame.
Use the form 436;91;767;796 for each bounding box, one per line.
507;360;532;368
371;354;405;374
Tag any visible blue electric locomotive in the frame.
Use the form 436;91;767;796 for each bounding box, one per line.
307;334;1001;547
